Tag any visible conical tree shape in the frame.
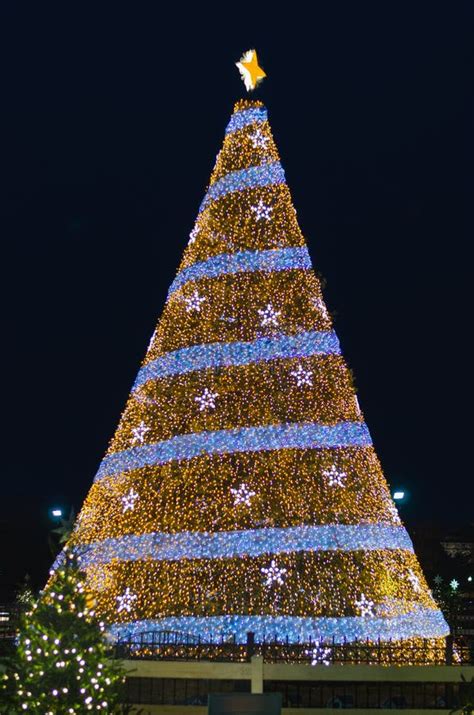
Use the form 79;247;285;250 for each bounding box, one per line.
60;99;448;652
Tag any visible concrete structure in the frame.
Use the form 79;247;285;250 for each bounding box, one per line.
122;657;474;714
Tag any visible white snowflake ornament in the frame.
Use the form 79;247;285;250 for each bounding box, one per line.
195;387;218;412
290;364;313;387
116;588;137;614
312;296;329;320
355;593;375;617
230;483;256;507
407;569;421;593
258;303;281;327
188;226;199;244
261;560;287;587
121;488;139;513
323;465;347;487
131;421;150;445
450;579;459;591
306;638;332;666
249;129;269;149
184;290;206;313
251;200;273;221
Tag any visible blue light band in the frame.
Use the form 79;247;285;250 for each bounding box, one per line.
225;107;268;135
109;608;449;644
135;331;340;389
69;524;414;568
199;161;285;214
168;247;311;297
94;421;372;482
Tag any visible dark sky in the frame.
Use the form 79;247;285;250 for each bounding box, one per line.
1;4;473;590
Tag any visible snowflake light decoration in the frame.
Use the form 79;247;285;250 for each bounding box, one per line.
434;575;443;586
147;328;157;351
249;129;269;149
450;579;459;591
387;502;401;524
131;421;150;445
251;199;273;221
121;488;139;513
258;303;281;327
407;569;421;593
184;290;206;313
355;593;375;617
188;226;199;244
290;364;313;387
230;483;256;507
195;387;218;412
116;588;137;614
323;465;347;487
261;559;287;587
306;638;332;666
312;296;329;320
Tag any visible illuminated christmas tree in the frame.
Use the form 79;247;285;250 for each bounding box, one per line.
57;54;448;654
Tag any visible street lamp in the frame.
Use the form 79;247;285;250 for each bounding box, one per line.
393;490;405;501
50;508;63;519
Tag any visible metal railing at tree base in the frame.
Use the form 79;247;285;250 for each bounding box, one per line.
113;631;472;665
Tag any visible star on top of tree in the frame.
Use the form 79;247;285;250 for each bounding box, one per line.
235;49;266;91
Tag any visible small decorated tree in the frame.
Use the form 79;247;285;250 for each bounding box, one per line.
2;549;125;713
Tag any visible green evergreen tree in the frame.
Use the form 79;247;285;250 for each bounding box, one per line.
2;549;125;713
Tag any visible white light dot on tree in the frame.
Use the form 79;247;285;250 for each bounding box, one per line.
355;593;375;617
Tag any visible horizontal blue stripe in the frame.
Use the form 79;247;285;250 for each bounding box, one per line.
94;421;372;482
134;331;340;389
225;107;268;135
199;161;285;213
69;525;414;568
168;247;311;297
109;608;449;644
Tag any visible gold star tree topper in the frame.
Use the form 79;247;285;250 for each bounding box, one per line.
236;49;266;91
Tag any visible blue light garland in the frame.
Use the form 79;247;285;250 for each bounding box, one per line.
225;107;268;135
65;524;414;569
109;608;450;644
94;421;372;482
199;161;285;213
135;331;340;388
168;247;312;297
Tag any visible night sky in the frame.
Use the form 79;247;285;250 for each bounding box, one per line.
1;4;472;592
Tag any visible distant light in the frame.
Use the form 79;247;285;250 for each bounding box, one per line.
393;491;405;501
468;576;473;583
51;509;62;518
